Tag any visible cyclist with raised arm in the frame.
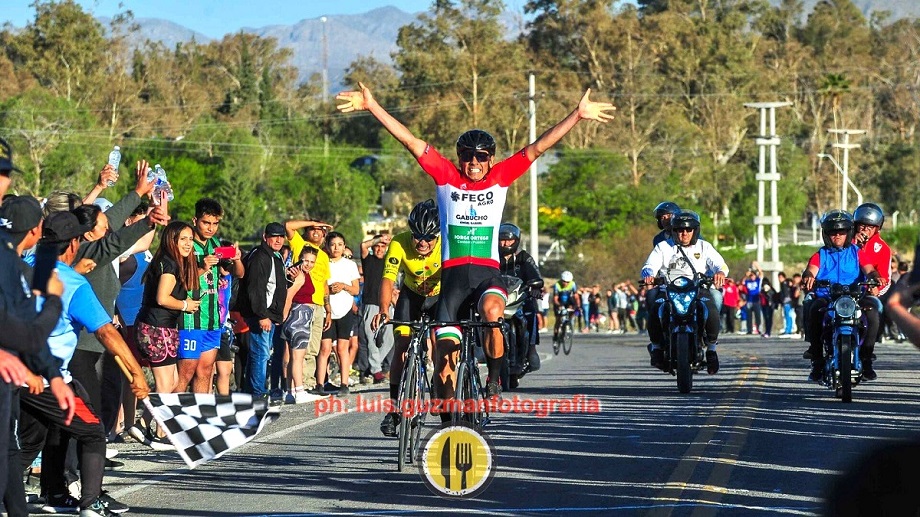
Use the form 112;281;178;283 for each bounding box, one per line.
337;82;615;411
552;271;577;346
373;200;442;437
641;211;727;374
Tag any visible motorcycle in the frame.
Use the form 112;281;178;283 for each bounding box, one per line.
653;274;715;394
813;280;876;403
499;276;544;391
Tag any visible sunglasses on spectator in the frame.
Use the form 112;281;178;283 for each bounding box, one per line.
458;150;491;163
412;233;437;242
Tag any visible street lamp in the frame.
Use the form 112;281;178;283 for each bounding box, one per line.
817;153;863;208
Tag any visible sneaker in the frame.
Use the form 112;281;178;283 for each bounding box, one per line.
802;349;813;360
380;412;399;437
104;459;124;470
808;362;824;382
862;361;878;381
372;371;386;384
295;391;325;404
149;435;174;452
338;385;350;396
649;348;666;370
99;491;128;514
485;381;502;398
269;388;284;406
308;385;326;396
705;350;719;374
323;382;340;393
79;497;116;517
284;392;296;404
42;493;80;513
105;447;118;460
127;424;151;446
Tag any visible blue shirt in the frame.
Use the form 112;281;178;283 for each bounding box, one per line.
814;246;861;298
27;257;111;382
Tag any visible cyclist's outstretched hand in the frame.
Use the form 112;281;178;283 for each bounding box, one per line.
336;82;375;113
577;89;616;123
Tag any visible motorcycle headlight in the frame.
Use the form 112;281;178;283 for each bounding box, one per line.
833;296;858;319
669;291;695;315
671;277;690;288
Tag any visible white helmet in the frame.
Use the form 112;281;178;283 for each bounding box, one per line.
560;271;574;282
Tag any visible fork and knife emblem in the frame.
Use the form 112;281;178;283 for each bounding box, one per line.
441;437;474;490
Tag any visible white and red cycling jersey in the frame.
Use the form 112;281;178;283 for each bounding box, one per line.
417;145;532;269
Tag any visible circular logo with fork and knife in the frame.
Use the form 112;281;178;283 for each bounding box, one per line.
418;423;496;498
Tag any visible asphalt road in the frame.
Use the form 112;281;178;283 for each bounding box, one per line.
92;331;920;516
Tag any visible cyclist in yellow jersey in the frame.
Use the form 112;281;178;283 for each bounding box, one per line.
372;200;442;437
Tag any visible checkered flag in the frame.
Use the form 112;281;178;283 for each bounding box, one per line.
143;393;281;469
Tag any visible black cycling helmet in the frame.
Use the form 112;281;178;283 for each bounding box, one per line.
670;210;701;245
654;201;681;230
456;129;496;156
408;199;440;237
820;209;855;248
498;222;521;255
853;202;884;229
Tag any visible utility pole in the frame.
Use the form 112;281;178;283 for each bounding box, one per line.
528;72;539;257
745;101;791;287
321;16;329;158
825;129;866;211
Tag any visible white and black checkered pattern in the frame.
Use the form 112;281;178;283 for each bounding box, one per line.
144;393;280;469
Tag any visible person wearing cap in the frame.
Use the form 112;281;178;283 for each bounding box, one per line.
0;194;76;516
238;222;288;399
19;211;149;516
284;218;334;392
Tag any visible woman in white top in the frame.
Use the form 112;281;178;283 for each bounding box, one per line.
317;232;361;395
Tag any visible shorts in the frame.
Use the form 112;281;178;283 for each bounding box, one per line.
322;311;357;341
393;289;439;336
217;328;235;362
281;303;314;350
135;322;178;367
435;264;510;323
177;329;221;360
121;324;150;368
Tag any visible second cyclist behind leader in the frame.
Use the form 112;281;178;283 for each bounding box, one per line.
372;200;443;437
337;83;615;415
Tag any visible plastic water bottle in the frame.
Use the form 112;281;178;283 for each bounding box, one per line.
150;164;174;204
106;146;121;187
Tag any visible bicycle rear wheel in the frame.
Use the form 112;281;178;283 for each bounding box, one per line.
563;322;574;355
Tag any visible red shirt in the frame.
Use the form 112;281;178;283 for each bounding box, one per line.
722;282;739;308
856;233;892;294
292;280;316;305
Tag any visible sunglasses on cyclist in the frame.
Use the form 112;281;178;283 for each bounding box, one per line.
458;150;491;163
412;233;438;242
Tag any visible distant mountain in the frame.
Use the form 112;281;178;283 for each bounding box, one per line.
121;1;918;89
246;6;417;87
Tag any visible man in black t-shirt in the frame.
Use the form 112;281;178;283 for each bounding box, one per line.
361;233;393;383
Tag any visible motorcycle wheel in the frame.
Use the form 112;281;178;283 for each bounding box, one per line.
675;333;693;394
839;335;854;403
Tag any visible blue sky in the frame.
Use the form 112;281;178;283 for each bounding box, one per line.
4;0;527;38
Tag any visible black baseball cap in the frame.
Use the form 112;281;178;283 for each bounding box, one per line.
0;195;43;234
0;138;24;177
42;211;91;243
264;222;286;237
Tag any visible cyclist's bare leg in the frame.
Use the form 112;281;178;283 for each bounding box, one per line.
433;337;460;421
389;333;411;403
479;293;506;385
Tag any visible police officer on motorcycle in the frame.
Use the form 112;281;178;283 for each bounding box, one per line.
642;211;727;374
498;223;543;387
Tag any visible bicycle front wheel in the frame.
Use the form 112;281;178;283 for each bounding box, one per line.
397;350;418;472
563;322;574;355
